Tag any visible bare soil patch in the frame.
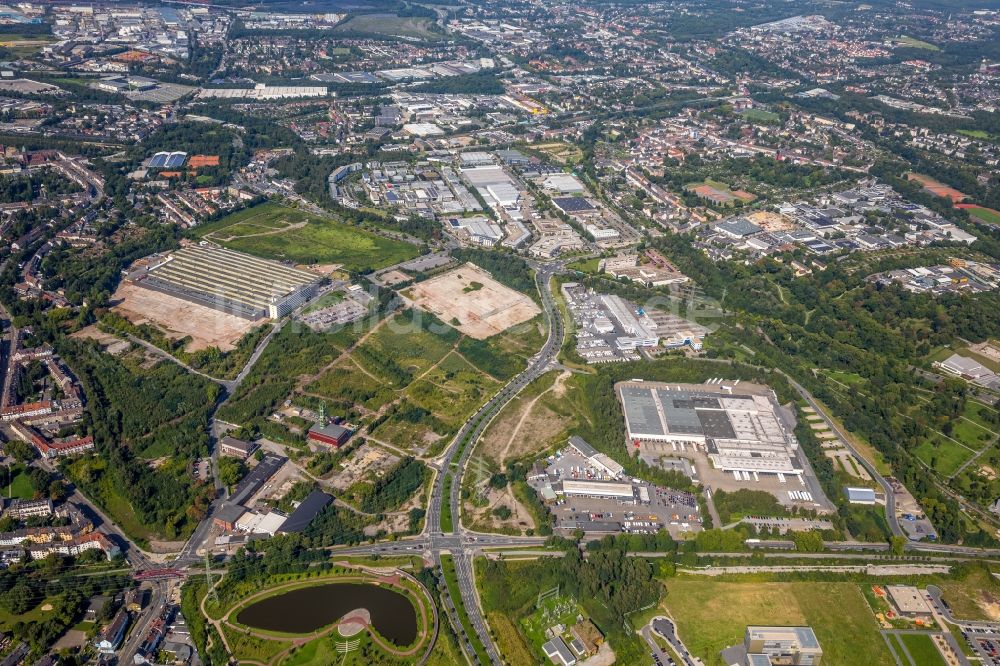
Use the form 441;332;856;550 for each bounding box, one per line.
404;263;540;339
111;282;258;352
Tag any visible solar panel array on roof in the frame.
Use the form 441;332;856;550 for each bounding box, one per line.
149;151;187;169
697;410;737;439
658;390;704;435
620;386;664;436
552;196;596;213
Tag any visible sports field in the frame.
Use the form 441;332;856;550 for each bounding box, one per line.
662;579;895;665
194;203;418;271
894;633;947;666
742;108;780;124
961;205;1000;226
905;173;968;203
334;14;439;40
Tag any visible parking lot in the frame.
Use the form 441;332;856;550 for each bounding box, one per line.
531;447;702;538
966;631;1000;665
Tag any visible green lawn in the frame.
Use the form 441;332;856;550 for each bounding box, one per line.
567;257;600;273
0;599;56;632
663;579;895;666
898;633;947;666
1;466;36;500
334;14;440;40
966;206;1000;225
194;203;418;271
951;417;995;450
964;400;999;434
742;108;780;124
824;369;868;389
914;433;974;476
302;289;344;314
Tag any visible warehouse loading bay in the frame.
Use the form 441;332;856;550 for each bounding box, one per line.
619;381;836;514
531;446;702;539
639;439;836;514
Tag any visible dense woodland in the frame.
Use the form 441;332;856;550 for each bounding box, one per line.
480;545;660;664
650;230;1000;544
57;340;219;541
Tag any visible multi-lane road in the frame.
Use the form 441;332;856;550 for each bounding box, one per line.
420;260;566;664
69;251;1000;666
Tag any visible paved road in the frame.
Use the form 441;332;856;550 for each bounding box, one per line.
777;369;904;539
419;261;564;664
646;616;700;666
119;580;166;663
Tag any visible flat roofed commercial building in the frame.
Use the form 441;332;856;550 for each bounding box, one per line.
277;490;332;534
138;245;320;320
886;585;933;617
745;626;822;665
618;381;804;477
561;479;635;500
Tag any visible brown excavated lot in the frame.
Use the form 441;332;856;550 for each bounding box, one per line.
404;263;540;340
111;282;259;352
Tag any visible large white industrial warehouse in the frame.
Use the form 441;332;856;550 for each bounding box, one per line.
616;380;805;479
133;245;321;320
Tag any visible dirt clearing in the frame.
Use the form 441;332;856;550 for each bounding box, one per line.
480;371;575;465
111;282;259;352
404;263;540;339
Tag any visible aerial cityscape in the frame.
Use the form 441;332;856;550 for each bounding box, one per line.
0;0;999;664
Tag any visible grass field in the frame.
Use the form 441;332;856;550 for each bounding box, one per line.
567;257;600;273
334;14;440;40
958;129;999;142
1;467;35;500
302;289;344;314
305;360;395;412
0;599;56;632
194;203;418;271
895;35;940;51
663;579;895;666
742;108;780;124
965;400;1000;433
533;142;584;164
914;433;975;476
897;633;947;666
405;353;500;429
965;206;1000;225
936;567;1000;621
0;33;55;56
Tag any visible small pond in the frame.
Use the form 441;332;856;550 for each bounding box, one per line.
236;582;418;646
